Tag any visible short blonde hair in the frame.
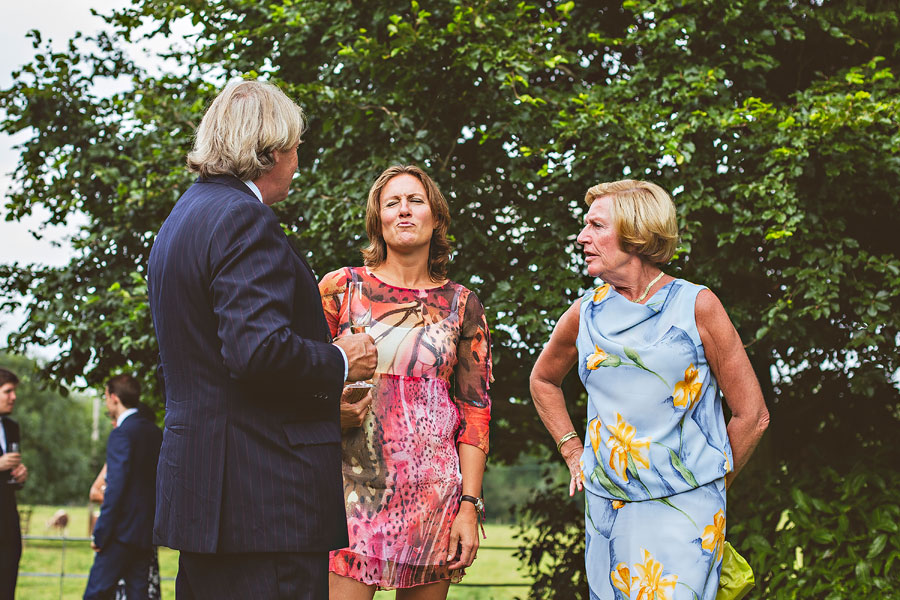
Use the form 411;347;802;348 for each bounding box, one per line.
584;179;678;265
361;165;452;282
187;79;305;181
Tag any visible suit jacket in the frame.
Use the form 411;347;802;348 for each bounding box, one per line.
0;417;21;544
92;411;162;549
148;175;347;554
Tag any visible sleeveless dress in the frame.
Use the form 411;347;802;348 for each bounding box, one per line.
576;279;733;600
319;267;492;589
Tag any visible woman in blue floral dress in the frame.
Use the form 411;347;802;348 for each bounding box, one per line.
530;179;770;599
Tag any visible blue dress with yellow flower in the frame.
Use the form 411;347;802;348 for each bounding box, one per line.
577;279;732;600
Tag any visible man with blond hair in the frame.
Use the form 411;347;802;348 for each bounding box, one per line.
148;79;376;598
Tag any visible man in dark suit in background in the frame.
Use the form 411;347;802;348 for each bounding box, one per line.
0;368;27;600
84;374;162;600
148;79;376;599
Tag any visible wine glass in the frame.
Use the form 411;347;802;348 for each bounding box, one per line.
347;281;373;334
7;442;19;484
346;281;374;389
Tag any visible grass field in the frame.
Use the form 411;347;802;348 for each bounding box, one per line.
17;505;532;599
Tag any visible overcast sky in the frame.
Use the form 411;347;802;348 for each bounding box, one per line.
1;2;125;265
0;1;185;358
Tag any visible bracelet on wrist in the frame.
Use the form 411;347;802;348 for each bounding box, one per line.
555;431;579;453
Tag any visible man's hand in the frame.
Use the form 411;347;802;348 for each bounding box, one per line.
91;541;100;552
0;452;21;472
340;388;372;428
334;333;377;382
10;463;27;484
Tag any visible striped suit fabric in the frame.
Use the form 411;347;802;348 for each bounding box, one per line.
148;175;348;556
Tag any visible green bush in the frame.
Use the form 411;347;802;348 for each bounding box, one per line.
0;352;103;505
729;454;900;599
515;468;588;599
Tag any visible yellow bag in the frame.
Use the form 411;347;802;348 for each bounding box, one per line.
716;541;755;600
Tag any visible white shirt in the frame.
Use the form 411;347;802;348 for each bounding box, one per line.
116;407;138;427
242;180;349;381
243;179;264;203
0;418;6;453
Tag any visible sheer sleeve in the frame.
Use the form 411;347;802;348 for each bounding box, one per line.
454;290;492;454
318;268;351;339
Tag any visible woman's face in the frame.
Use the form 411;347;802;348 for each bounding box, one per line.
379;174;434;252
576;195;631;278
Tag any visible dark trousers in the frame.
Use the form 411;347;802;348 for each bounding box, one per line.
0;511;21;600
83;539;152;600
176;550;328;600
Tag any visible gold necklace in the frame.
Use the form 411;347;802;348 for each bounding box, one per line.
633;271;664;303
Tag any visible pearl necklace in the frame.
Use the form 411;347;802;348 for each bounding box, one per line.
632;271;664;303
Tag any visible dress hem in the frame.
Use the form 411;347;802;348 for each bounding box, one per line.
329;549;465;590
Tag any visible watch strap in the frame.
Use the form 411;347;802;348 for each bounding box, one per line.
459;495;487;539
460;494;482;508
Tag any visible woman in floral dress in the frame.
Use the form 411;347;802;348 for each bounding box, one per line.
530;179;769;599
320;165;491;599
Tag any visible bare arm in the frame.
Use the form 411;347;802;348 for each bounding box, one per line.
529;300;583;495
89;463;108;503
696;289;770;489
447;443;486;569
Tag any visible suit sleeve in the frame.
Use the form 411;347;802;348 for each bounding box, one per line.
209;200;344;392
93;428;130;548
1;420;20;481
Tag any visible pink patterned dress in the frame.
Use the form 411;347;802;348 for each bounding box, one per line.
319;267;492;589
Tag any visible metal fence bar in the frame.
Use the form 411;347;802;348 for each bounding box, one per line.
21;534;177;592
21;535;529;590
19;572;88;578
58;536;65;598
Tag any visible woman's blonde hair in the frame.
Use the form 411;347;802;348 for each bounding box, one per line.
187;79;305;181
584;179;679;265
361;165;452;282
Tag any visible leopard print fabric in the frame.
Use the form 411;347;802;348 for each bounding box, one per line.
319;267;492;589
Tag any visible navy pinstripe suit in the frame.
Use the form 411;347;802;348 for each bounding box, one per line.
148;175;348;560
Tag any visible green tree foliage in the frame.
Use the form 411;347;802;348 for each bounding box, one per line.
1;1;898;597
728;449;900;598
0;353;100;505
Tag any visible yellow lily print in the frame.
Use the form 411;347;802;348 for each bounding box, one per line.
673;364;702;409
632;549;677;600
605;413;650;482
701;509;726;562
586;345;620;369
589;417;603;453
611;500;625;510
610;562;631;596
593;283;611;303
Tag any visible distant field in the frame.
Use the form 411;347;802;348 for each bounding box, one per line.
17;505;532;599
